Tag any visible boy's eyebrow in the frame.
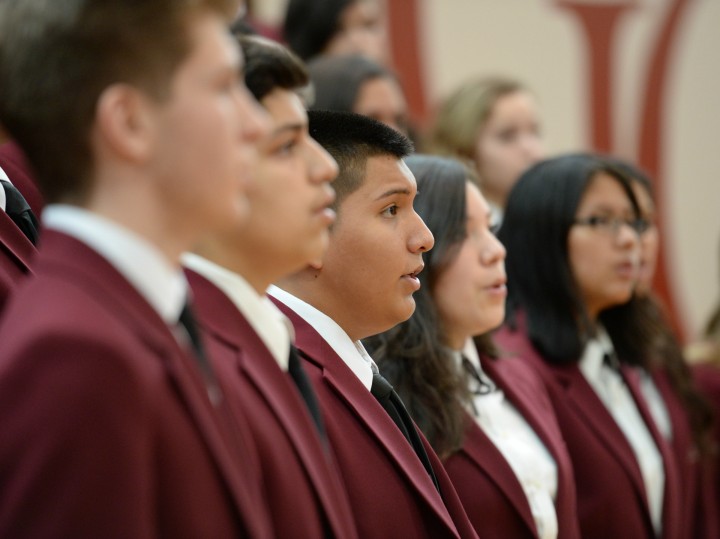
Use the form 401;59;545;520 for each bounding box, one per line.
270;123;304;137
374;187;412;201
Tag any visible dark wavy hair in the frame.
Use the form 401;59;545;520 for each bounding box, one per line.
364;154;495;458
498;153;642;363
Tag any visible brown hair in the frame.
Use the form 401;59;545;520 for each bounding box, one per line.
0;0;238;203
430;77;526;162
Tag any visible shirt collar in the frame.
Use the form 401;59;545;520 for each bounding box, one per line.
42;204;187;325
183;253;292;370
578;325;615;381
268;285;375;390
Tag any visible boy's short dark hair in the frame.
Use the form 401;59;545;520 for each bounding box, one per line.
307;109;413;208
0;0;237;203
238;35;309;102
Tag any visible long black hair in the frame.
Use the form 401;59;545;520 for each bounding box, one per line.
498;153;642;364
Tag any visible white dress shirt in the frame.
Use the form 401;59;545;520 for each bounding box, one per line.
268;285;375;390
182;253;292;371
579;327;665;535
0;164;11;211
42;204;187;326
462;339;559;539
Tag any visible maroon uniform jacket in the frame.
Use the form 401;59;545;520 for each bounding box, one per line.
443;349;581;539
0;208;35;312
186;269;359;539
689;363;720;538
496;320;684;539
0;231;272;538
272;294;479;539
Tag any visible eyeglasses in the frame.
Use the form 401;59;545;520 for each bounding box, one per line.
572;215;651;236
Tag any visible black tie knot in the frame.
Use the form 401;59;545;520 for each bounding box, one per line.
371;372;394;401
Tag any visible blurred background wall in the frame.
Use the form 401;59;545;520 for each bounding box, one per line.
249;0;720;342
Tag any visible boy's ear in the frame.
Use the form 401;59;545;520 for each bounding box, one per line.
94;83;157;163
308;259;323;271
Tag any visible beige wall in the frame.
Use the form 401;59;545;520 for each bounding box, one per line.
253;0;720;339
420;0;720;339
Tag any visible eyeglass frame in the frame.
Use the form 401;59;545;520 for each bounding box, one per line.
572;215;651;236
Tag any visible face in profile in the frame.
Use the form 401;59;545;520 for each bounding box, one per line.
317;155;434;339
631;181;659;295
432;182;507;350
147;12;269;237
474;90;543;209
568;172;641;319
230;88;338;280
324;0;389;65
354;76;408;135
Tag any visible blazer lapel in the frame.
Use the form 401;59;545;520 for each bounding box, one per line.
41;233;269;537
276;301;460;535
621;366;682;539
552;365;650;509
0;209;35;270
459;418;538;535
187;272;356;539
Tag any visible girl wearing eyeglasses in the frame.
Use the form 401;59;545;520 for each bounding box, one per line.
605;157;717;538
365;154;581;539
494;153;687;539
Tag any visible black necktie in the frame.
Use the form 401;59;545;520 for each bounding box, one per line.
1;179;39;244
370;370;441;493
462;356;497;396
288;345;327;443
603;351;622;373
178;303;221;404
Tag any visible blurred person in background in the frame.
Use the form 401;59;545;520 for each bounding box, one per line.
307;53;409;135
283;0;389;65
601;156;717;538
430;77;543;225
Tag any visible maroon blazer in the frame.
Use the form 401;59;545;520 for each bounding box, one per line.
0;141;44;216
272;295;479;539
690;363;720;538
186;269;359;539
443;351;581;539
0;231;272;538
0;209;35;312
495;322;684;539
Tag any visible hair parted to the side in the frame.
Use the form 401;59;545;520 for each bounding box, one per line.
497;153;641;364
365;154;495;458
282;0;353;61
238;34;309;102
0;0;238;204
307;109;413;209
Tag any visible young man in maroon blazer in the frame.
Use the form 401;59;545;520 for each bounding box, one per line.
183;35;358;538
0;1;274;537
269;110;479;539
